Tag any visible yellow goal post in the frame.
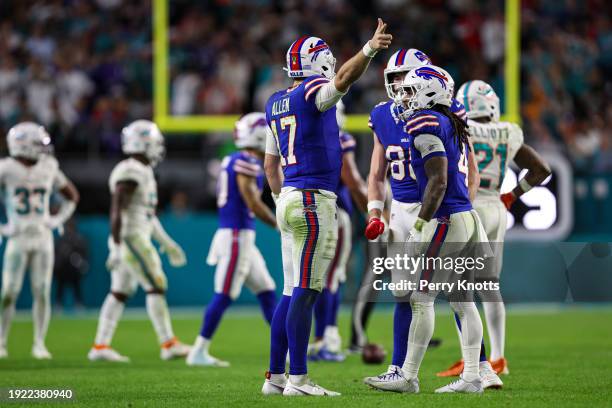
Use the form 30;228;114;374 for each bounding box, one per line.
153;0;520;133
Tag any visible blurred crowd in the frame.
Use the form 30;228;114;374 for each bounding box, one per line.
0;0;610;173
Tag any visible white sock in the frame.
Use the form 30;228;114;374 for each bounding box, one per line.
146;294;174;345
451;302;483;382
94;294;125;346
0;296;16;348
482;300;506;361
32;292;50;347
289;374;307;386
193;335;210;353
323;325;341;353
269;373;286;383
402;301;434;379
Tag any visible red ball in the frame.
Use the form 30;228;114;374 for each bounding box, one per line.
362;343;386;365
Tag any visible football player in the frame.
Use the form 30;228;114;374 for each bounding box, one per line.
88;120;190;362
362;49;480;383
436;80;551;377
261;19;391;396
310;100;367;362
186;113;278;367
0;122;79;359
368;66;489;394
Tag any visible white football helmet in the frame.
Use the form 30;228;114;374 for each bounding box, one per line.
7;122;51;161
234;112;267;152
336;99;346;130
121;120;165;167
395;65;454;120
384;48;431;100
457;80;500;122
285;36;336;79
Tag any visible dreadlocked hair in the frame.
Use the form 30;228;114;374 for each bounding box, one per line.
430;104;471;151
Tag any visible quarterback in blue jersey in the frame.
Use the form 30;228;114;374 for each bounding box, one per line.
186;113;278;368
363;49;478;388
262;19;392;397
310;100;368;362
386;65;489;394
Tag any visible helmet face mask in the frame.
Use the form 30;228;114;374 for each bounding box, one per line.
394;65;454;120
384;48;432;100
7;122;52;161
234;112;268;153
285;36;336;79
457;80;500;122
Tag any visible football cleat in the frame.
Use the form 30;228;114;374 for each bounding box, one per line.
437;359;464;377
363;365;419;393
262;371;287;395
283;378;340;397
0;345;7;359
32;344;52;360
160;337;191;361
186;349;229;367
315;347;346;362
88;345;130;363
490;357;509;375
435;376;483;394
480;361;503;389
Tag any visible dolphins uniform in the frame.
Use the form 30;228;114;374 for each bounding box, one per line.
207;151;275;299
108;158;165;294
469;120;524;277
0;155;66;305
265;74;340;294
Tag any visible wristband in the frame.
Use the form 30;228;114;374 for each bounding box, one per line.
367;200;384;212
518;178;533;193
362;41;378;58
414;217;426;232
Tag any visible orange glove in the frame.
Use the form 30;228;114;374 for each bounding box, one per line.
365;217;385;240
500;192;517;210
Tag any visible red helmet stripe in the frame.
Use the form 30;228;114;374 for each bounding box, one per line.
395;49;407;66
290;36;309;71
308;43;328;54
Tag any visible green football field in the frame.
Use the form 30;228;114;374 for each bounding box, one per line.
1;307;611;407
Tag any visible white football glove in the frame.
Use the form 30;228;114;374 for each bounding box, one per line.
160;241;187;268
106;239;124;272
45;216;65;235
406;217;427;257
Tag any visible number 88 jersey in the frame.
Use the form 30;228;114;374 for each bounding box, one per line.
368;101;420;203
0;155;67;234
469;120;524;200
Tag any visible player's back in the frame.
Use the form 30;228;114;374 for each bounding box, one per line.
217;151;264;230
469;120;524;201
0;155;60;230
265;75;341;192
406;109;472;217
109;157;157;237
368;101;420;203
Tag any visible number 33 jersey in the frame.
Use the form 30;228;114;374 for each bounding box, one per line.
109;158;157;238
0;155;67;235
406;109;472;218
469;120;524;200
265;75;341;192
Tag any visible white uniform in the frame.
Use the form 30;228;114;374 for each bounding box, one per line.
108;158;166;294
470;120;523;277
326;207;351;293
0;156;67;300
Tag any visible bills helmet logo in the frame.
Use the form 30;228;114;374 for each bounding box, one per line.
413;50;431;64
414;67;449;89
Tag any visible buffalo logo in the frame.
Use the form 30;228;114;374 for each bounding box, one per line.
309;40;329;62
414;67;448;89
414;50;431;64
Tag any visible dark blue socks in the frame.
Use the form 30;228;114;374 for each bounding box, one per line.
286;287;319;375
200;293;232;339
392;301;413;366
269;295;291;374
257;290;277;325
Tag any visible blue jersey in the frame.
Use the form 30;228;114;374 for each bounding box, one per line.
337;131;356;214
368;101;420;203
265;75;341;192
217;151;264;230
368;99;467;204
405;109;472;218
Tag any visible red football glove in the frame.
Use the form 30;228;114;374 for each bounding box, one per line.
365;217;385;240
500;192;517;210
